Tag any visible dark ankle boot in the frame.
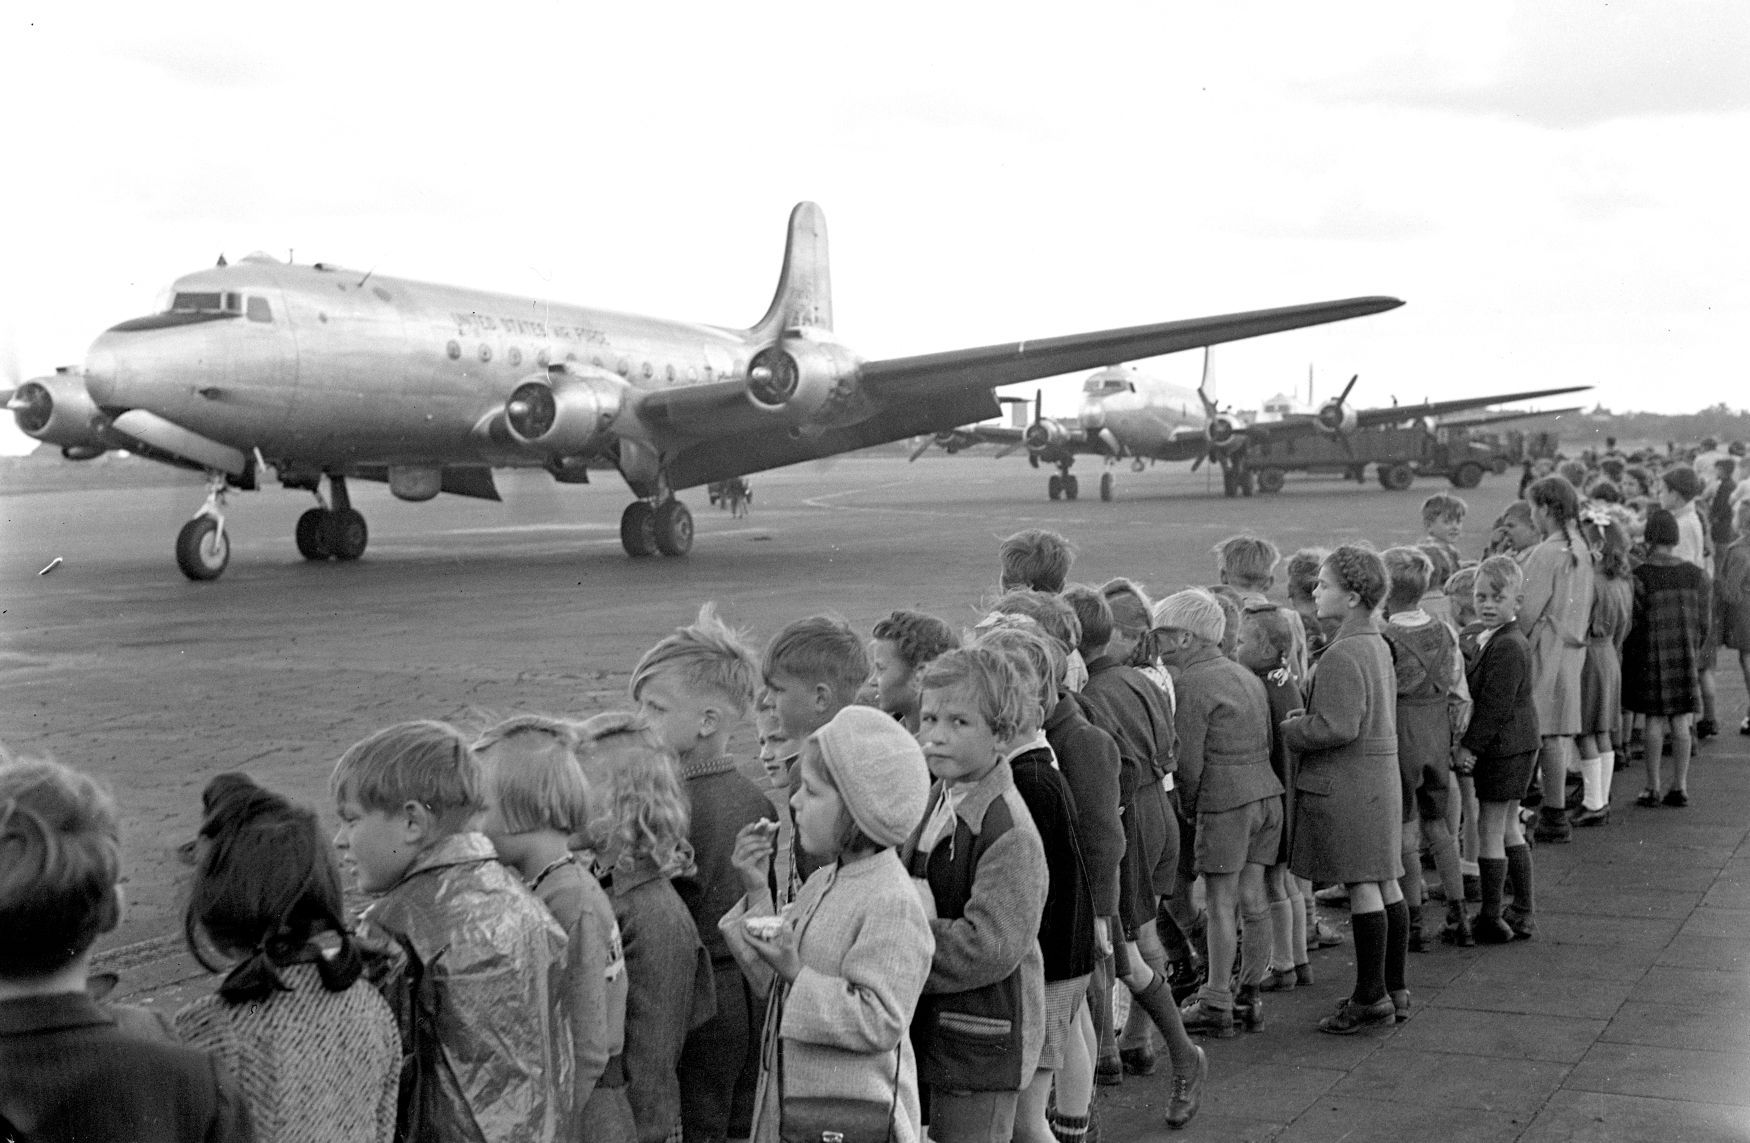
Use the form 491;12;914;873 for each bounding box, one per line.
1474;857;1512;943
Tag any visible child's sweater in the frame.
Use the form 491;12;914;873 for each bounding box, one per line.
535;857;627;1119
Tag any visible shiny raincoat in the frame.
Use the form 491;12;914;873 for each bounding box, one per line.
359;832;572;1143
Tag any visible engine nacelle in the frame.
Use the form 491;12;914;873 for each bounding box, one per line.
8;372;108;453
744;339;864;426
1316;399;1358;436
504;366;628;455
1025;418;1071;452
1205;414;1245;453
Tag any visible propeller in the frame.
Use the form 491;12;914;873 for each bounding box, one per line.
1315;373;1361;456
906;435;936;462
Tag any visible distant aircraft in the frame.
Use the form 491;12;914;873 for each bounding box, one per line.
918;353;1591;500
3;202;1402;579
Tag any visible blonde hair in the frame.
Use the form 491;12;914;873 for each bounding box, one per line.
630;603;760;717
1381;546;1434;612
974;625;1058;716
917;646;1028;740
473;715;591;837
0;755;122;976
331;720;484;822
1214;534;1280;589
575;714;695;879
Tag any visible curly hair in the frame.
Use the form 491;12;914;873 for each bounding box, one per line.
574;714;695;879
1284;547;1330;603
917;646;1029;741
1322;545;1389;612
871;610;960;670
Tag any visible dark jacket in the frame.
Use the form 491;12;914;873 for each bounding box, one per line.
1;991;253;1143
1042;694;1125;916
1007;742;1097;982
1461;619;1540;759
1078;655;1177;779
1169;645;1283;816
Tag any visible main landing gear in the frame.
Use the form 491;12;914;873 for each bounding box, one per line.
1047;465;1080;501
620;497;693;558
295;475;370;563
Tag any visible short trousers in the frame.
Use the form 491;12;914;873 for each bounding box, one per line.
1036;975;1089;1071
929;1088;1019;1143
1473;749;1540;804
1194;796;1283;875
1413;762;1454;823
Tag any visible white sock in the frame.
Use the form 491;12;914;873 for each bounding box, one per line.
1578;755;1605;811
1599;750;1616;804
1461;858;1479;876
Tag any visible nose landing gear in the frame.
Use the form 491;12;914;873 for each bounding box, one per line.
175;472;232;581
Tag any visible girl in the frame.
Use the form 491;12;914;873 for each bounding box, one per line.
474;715;635;1143
1722;500;1750;736
1573;512;1632;826
721;706;935;1143
1623;509;1708;806
174;773;400;1143
1521;476;1595;846
575;713;715;1143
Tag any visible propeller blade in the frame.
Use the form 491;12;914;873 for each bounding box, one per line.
993;442;1022;459
1338;373;1359;403
1191;452;1206;473
907;436;934;462
1034;388;1043;427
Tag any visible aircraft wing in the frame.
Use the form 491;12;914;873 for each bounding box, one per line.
1348;386;1594;431
858;297;1403;399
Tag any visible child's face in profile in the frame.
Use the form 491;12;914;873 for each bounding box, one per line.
764;672;829;742
1427;516;1463;546
1501;514;1539;552
917;683;1004;785
870;638;916;716
1233;617;1278;675
635;671;715;760
1313;565;1359;620
333;790;418;894
790;746;846;859
1474;580;1521;629
755;706;792;787
1447;584;1478;626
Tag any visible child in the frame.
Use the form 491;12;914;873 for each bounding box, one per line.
0;755;253;1142
333;720;571;1143
1153;590;1283;1039
1493;501;1539;561
1442;563;1486;911
762;616;871;894
720;707;935;1143
1420;493;1467;572
1722;501;1750;736
176;773;400;1143
871;610;962;732
1378;548;1470;951
904;649;1078;1139
1281;546;1410;1032
1416;542;1459;629
1285;547;1335;657
999;528;1076;593
474;717;635;1143
1233;603;1316;989
1573;512;1633;826
1623;509;1708;807
1213;534;1280;603
631;604;776;1143
973;626;1098;1143
574;713;716;1143
1660;465;1719;739
1454;557;1541;944
1445;565;1481;631
1521;476;1595;845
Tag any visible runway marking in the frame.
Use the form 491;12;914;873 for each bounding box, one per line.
436;523;614;536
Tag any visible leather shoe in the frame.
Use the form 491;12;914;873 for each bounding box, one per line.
1178;998;1237;1038
1503;908;1536;941
1094;1055;1123;1086
1663;788;1689;807
1317;995;1396;1034
1164;1045;1207;1130
1473;915;1515;944
1572;804;1610;827
1119;1046;1155;1076
1389;988;1411;1023
1533;807;1572;844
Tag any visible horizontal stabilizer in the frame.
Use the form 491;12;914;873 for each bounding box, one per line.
860;297;1403;399
1353;385;1592;431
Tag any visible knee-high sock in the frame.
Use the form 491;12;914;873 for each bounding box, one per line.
1268;898;1295;969
1578;754;1606;811
1350;908;1388;1005
1478;856;1508;921
1383;898;1410;994
1599;750;1616;803
1426;817;1463;902
1289;888;1309;966
1239;905;1272;988
1505;843;1534;917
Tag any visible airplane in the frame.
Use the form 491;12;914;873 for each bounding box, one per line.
3;202;1404;580
915;353;1591;500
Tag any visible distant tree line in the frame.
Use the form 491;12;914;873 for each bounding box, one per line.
1491;403;1750;453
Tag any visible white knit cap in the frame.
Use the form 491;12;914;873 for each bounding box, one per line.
1151;589;1225;646
810;706;930;848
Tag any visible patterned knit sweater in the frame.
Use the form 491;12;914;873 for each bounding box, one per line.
175;963;401;1143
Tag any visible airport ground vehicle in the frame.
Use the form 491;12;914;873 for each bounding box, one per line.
1239;420;1516;494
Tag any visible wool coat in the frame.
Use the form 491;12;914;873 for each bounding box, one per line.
1042;694;1125;917
1280;612;1404;885
1520;534;1594;736
1169;644;1282;817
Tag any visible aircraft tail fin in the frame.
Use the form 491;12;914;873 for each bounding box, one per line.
748;202;832;339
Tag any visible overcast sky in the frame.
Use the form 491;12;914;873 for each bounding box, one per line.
3;1;1747;456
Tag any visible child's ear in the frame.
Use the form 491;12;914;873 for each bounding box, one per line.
1262;574;1276;592
101;883;125;935
810;681;835;713
697;704;721;739
401;800;436;844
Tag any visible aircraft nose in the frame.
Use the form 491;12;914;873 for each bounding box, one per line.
1079;400;1105;430
84;336;119;405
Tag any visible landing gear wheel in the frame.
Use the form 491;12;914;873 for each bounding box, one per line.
325;508;368;561
654;500;693;557
1381;463;1415;491
1064;475;1079;500
295;509;331;560
1450;462;1484;489
1100;472;1114;501
1048;475;1063;500
620;502;658;557
176;517;230;581
1490;457;1509;476
1256;467;1286;494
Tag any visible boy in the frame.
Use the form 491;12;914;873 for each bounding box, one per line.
1000;528;1076;593
1421;493;1467;571
1493;502;1539;561
1152;590;1283;1038
904;647;1052;1142
871;609;961;732
632;603;776;1143
0;755;252;1143
761;616;870;893
333;719;572;1143
1213;534;1280;604
1379;548;1471;950
1285;547;1335;657
1454;557;1541;944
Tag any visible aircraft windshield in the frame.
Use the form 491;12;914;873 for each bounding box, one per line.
1083;376;1129;395
167;291;244;314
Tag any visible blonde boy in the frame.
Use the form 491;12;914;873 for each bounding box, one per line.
1420;493;1468;571
631;603;776;1143
332;719;571;1143
1214;534;1280;602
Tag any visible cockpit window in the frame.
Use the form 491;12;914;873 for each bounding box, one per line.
246;296;272;322
167;291;245;315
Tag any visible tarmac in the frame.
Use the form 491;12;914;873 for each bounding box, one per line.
6;453;1749;1140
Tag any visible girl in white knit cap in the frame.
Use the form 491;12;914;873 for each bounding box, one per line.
719;705;936;1143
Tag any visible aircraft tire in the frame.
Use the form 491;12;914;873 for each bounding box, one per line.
1491;457;1510;476
1450;462;1485;489
621;502;658;557
326;509;369;561
1064;475;1079;500
1256;467;1286;494
1048;475;1063;500
654;500;694;557
176;517;230;582
295;509;331;560
1100;472;1113;501
1381;463;1415;491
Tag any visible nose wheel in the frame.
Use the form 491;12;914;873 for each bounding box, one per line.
621;497;692;558
176;472;232;581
